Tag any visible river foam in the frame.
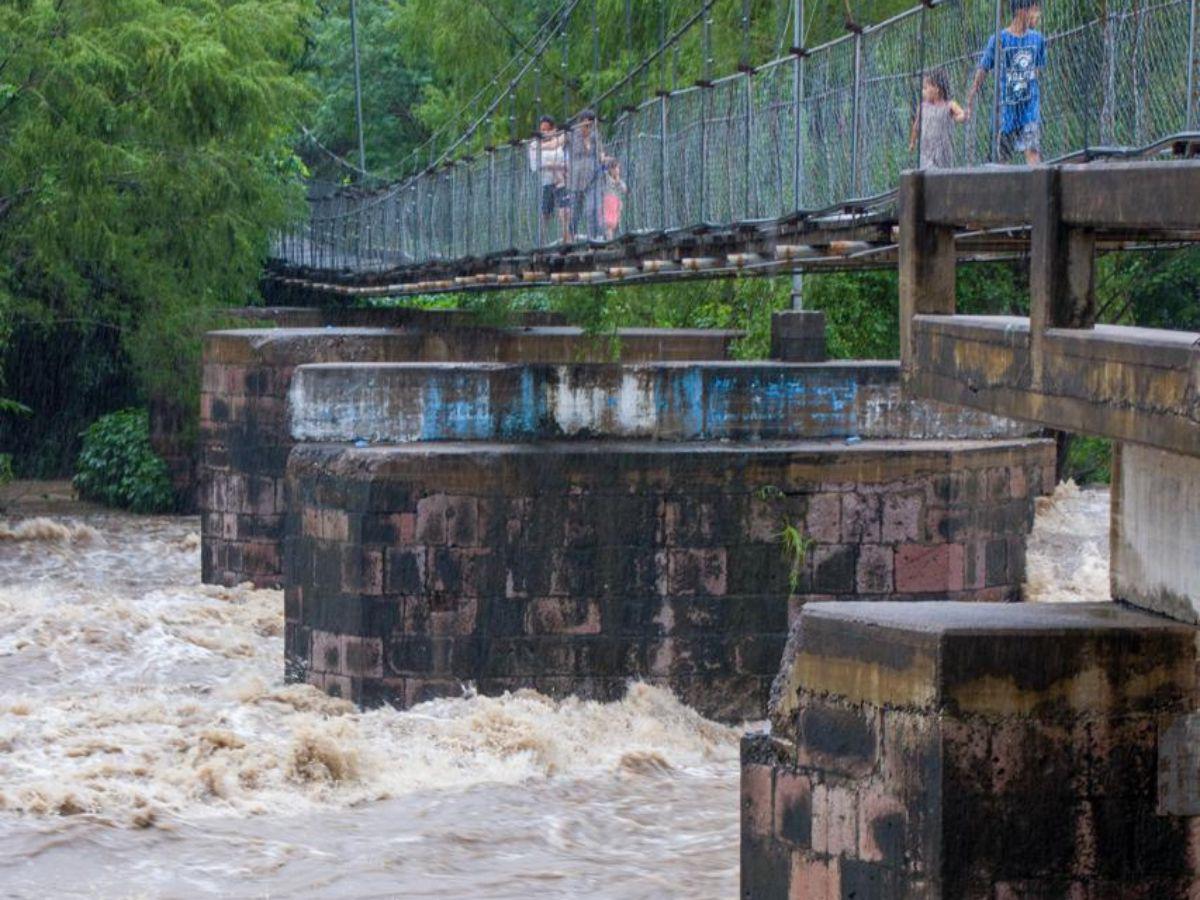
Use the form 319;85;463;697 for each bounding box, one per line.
0;516;736;832
1025;480;1111;603
0;483;1110;897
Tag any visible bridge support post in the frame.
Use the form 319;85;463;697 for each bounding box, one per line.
770;309;825;362
1029;167;1095;390
899;171;955;380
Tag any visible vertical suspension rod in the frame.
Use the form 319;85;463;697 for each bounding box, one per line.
850;27;863;196
349;0;367;176
916;3;927;168
791;0;804;212
660;92;669;229
698;6;714;226
508;89;518;249
1188;0;1198;130
744;71;753;217
741;0;753;218
990;0;1003;163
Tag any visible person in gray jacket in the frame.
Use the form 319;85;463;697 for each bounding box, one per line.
564;109;609;241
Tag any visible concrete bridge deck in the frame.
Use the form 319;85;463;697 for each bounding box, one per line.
901;161;1200;460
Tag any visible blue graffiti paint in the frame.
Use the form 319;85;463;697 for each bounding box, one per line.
498;368;541;439
655;367;704;438
702;371;859;438
420;375;494;440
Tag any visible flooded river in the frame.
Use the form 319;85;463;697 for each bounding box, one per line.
0;482;1107;898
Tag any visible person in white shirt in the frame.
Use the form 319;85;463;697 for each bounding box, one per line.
528;115;569;243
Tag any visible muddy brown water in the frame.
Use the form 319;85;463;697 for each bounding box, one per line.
0;483;1106;898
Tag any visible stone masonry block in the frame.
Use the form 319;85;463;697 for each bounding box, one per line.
895;542;965;594
787;854;841;900
855;544;894;594
742;762;775;840
750;602;1200;897
841;492;882;543
812;544;856;594
805;493;842;544
812;782;859;857
415;494;449;545
773;769;814;848
881;491;923;543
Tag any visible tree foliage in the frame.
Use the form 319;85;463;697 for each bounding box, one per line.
0;0;316;473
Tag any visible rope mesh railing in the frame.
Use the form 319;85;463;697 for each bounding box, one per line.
275;0;1200;276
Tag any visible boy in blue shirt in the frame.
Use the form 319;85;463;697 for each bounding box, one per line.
966;0;1046;164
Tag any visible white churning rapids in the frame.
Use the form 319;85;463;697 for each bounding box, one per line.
0;482;1106;897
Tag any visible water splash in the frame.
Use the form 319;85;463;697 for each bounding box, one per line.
0;485;1108;897
1025;480;1111;603
0;517;737;832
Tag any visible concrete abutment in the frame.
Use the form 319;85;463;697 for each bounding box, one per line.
741;162;1200;897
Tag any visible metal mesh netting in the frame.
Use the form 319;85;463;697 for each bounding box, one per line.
277;0;1200;273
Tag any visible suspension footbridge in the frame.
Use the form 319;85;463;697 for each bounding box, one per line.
269;0;1200;298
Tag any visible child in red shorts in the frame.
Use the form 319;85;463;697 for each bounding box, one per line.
602;159;627;241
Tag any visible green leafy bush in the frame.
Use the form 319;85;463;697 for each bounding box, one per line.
1062;436;1113;486
73;409;175;513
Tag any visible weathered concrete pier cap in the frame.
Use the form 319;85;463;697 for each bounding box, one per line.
282;359;1051;720
743;601;1199;897
199;322;740;587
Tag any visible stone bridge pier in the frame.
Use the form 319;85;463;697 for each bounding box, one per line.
198;312;740;587
281;359;1047;720
196;304;1052;722
742;162;1200;897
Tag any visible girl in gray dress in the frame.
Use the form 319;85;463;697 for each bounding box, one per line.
909;69;967;168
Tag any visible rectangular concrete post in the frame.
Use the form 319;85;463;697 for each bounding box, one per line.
899;171;956;380
1030;167;1096;389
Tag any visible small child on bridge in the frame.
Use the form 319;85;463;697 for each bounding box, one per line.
602;159;627;241
910;68;967;169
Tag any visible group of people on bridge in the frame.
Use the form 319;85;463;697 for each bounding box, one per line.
526;0;1044;246
912;0;1045;168
527;108;627;244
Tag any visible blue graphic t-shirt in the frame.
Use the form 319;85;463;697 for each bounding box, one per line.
979;29;1046;134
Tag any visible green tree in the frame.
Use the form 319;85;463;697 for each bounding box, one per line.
304;0;428;178
0;0;316;474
